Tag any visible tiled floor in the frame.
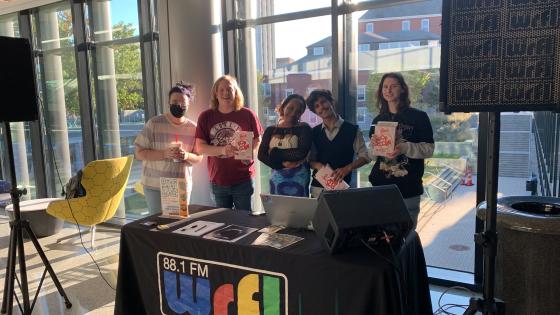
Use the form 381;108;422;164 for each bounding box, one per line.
0;212;119;315
0;212;477;315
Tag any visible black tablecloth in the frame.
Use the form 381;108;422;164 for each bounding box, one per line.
115;207;432;315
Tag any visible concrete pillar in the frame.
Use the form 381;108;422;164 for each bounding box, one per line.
92;0;121;158
40;9;72;186
159;0;223;206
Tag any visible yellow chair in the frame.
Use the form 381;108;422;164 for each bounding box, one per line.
47;155;134;247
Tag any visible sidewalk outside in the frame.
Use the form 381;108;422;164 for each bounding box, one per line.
417;175;530;272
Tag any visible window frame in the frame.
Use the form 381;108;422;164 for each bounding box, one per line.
421;18;430;32
402;20;411;31
357;85;366;101
313;46;324;56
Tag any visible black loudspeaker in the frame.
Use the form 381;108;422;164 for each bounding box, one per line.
439;0;560;113
0;36;39;122
312;186;413;254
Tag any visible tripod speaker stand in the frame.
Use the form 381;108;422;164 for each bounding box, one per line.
1;123;72;315
0;36;71;314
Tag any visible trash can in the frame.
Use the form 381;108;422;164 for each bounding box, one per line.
477;196;560;315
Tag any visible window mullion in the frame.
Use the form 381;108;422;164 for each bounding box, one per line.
71;0;97;164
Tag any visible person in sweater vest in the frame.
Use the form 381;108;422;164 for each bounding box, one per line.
306;89;370;198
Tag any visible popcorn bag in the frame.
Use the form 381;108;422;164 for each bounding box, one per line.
315;164;350;191
372;121;398;157
233;131;253;160
160;177;189;217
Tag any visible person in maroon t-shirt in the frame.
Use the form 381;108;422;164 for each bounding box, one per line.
195;75;263;211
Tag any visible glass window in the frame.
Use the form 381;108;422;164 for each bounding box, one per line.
247;15;332;196
366;22;374;33
357;85;366;101
353;4;478;276
285;88;294;98
402;20;410;31
88;0;148;218
313;46;324;56
262;82;271;96
421;18;430;32
236;0;331;19
0;14;37;199
33;3;84;197
358;44;370;52
357;107;367;123
531;112;560;198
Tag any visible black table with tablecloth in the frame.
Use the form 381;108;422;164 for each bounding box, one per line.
115;207;432;315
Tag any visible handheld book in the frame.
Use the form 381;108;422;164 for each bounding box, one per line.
160;177;189;217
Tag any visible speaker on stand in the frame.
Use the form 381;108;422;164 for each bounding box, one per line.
439;1;560;314
0;36;71;315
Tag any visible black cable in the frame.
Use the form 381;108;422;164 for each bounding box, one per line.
383;231;410;315
360;232;409;315
433;286;472;315
360;238;399;269
42;97;115;291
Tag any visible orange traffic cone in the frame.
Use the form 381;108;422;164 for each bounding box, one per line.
463;167;474;186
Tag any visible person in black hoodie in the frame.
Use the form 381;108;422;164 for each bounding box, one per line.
306;89;370;198
368;72;434;228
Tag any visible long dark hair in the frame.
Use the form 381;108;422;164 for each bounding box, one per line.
375;72;411;115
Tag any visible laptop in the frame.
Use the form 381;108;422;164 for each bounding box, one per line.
260;194;318;229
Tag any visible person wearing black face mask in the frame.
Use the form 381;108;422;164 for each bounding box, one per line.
170;103;186;118
135;83;203;214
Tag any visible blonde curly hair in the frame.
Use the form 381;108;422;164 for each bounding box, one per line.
209;75;245;111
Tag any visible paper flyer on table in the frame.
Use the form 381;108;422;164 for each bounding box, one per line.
233;131;253;160
258;225;285;234
372;121;398;157
315;164;350;190
160;177;189;217
252;233;303;249
203;224;257;243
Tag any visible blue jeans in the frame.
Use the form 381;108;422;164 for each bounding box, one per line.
404;195;421;229
144;187;162;215
211;180;254;212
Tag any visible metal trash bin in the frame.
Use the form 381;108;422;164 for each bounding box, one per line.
477;196;560;315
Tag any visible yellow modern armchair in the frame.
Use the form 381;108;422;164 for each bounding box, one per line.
47;155;134;247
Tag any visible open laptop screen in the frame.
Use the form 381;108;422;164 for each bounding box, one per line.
260;194;318;229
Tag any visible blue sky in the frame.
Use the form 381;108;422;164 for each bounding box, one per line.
110;0;139;32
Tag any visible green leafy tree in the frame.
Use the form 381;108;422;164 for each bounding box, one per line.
365;69;473;143
112;22;143;111
365;70;433;114
57;10;80;116
56;14;143;115
256;72;273;127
